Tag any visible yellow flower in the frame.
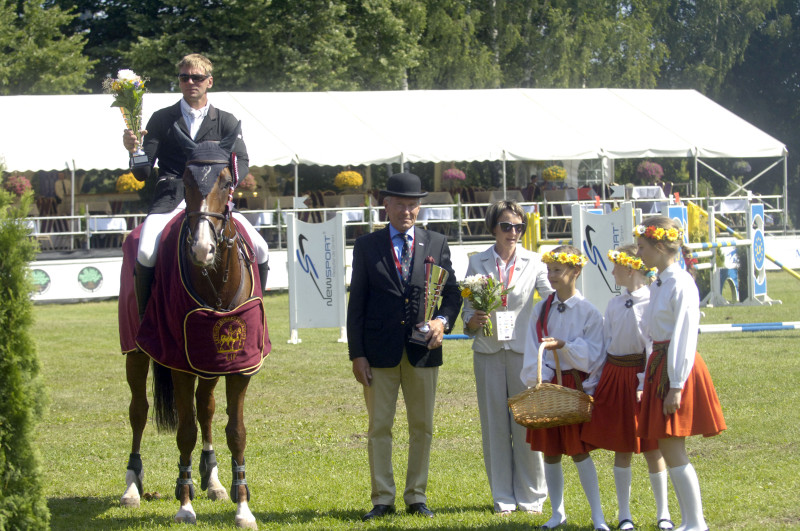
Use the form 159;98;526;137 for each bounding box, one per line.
116;172;144;193
653;228;666;239
461;287;472;298
334;170;363;190
666;228;680;241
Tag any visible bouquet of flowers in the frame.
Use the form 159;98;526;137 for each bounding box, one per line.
116;172;145;193
3;174;32;197
542;165;566;182
334;170;363;190
442;168;466;181
103;69;148;155
458;274;513;337
238;174;258;192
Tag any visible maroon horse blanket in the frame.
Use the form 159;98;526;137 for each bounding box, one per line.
136;214;270;378
119;223;142;354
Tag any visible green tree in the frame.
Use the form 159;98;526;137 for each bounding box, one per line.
409;0;500;89
480;0;665;89
0;183;49;529
655;0;777;95
0;0;94;95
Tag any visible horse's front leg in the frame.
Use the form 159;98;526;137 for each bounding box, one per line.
173;370;198;524
226;374;257;529
121;350;150;507
196;376;229;500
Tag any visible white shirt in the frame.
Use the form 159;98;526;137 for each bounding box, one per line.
643;262;700;389
521;290;604;395
180;98;210;140
601;285;650;389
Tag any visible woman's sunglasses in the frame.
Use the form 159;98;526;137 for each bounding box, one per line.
178;74;210;83
498;222;526;233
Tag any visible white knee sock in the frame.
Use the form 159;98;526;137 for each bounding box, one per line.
575;457;608;530
543;462;566;528
649;470;671;522
614;465;633;524
669;464;706;531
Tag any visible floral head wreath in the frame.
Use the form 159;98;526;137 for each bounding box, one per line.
607;250;657;277
542;250;588;268
633;224;683;242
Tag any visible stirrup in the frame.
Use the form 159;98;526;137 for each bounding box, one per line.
230;457;250;503
199;449;218;491
126;453;144;495
175;460;195;501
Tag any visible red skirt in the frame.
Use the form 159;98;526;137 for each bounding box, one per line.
582;362;658;453
637;351;726;439
526;371;592;457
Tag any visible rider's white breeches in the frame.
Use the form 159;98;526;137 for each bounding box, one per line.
137;201;269;267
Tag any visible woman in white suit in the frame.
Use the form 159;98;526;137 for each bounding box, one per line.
462;200;554;515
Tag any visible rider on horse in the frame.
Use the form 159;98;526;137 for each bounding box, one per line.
122;53;270;321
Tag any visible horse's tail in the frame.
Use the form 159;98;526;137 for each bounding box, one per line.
151;360;178;432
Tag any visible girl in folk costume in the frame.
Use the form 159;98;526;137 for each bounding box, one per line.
635;216;726;531
582;245;674;531
521;246;608;531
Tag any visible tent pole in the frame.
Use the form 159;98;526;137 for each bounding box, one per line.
783;154;788;235
693;155;698;198
67;160;75;250
293;162;299;198
502;151;507;199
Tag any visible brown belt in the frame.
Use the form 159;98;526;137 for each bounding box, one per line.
648;341;670;399
606;352;645;368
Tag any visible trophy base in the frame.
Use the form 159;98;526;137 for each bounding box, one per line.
130;153;149;168
408;326;430;346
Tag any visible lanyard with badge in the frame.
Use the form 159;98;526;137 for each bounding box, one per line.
495;257;516;341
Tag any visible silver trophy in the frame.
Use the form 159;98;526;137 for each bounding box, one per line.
409;261;449;346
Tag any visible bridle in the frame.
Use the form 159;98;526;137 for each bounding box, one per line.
182;155;256;310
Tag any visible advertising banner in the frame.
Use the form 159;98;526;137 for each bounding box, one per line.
286;212;347;343
572;202;635;313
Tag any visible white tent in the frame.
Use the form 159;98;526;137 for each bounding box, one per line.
0;88;786;172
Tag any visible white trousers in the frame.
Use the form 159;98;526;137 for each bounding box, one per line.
137;201;269;267
474;349;547;512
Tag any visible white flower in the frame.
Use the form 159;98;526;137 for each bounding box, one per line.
117;69;139;82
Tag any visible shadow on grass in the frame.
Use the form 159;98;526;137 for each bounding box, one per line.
49;496;173;530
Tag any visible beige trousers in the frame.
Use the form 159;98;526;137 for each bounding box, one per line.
364;351;438;506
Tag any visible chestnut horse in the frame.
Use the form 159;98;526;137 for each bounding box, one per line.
127;126;268;528
119;226;230;509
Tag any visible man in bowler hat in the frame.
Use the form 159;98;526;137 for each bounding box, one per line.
347;172;462;521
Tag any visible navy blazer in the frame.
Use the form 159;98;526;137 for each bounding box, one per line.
347;226;462;368
133;101;249;214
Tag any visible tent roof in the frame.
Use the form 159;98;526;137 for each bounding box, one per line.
0;88;786;172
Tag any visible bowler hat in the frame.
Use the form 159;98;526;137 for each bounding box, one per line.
381;172;428;198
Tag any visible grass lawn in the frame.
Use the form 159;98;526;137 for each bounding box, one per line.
33;271;800;530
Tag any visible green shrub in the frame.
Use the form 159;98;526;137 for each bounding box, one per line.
0;188;49;530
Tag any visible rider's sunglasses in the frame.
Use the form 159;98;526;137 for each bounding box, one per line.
498;221;526;233
178;74;210;83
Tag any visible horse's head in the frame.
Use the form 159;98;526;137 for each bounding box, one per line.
173;122;245;267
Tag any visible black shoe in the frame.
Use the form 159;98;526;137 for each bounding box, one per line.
407;502;434;517
362;504;395;521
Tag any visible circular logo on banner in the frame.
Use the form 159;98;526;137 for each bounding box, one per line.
78;266;103;292
753;230;765;271
31;269;51;294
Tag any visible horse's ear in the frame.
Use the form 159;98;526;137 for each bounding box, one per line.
219;121;242;153
171;121;197;156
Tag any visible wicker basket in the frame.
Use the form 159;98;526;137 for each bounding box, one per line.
508;343;594;429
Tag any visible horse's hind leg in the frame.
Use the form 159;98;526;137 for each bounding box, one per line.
226;374;257;529
121;350;149;508
197;377;229;501
172;371;198;524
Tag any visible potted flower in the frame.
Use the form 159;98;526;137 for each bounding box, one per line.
116;172;145;193
542;165;567;182
442;167;466;191
636;161;664;185
238;174;258;192
4;174;32;197
334;170;363;191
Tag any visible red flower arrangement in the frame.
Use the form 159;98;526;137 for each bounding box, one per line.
442;168;466;181
4;174;32;197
